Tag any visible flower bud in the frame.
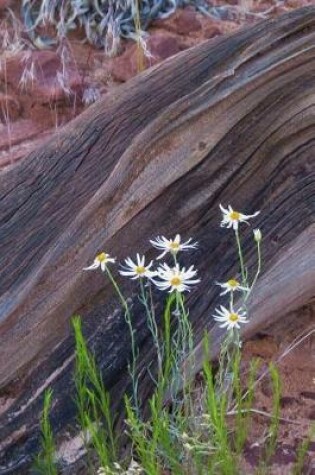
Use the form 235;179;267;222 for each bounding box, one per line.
253;228;262;242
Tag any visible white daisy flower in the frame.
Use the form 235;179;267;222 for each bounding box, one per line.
150;234;198;260
219;204;260;230
216;278;249;296
213;304;248;331
153;262;200;293
253;228;262;242
119;254;156;280
83;252;116;272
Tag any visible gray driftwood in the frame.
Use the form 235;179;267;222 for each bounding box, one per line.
0;6;314;473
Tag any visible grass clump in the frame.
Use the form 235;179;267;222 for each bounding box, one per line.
34;389;58;475
72;316;117;469
292;425;315;475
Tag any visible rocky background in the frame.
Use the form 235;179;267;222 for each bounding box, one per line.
0;0;312;169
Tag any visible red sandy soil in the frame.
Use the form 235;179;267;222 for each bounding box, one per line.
189;301;314;474
239;301;315;473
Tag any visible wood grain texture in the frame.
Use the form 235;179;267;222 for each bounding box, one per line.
0;6;314;473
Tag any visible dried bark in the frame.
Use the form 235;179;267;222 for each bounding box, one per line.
0;6;314;473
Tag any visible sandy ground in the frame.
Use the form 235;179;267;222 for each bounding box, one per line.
239;301;315;473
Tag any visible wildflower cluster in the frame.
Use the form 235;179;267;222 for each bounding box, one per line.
37;203;268;475
84;234;200;294
211;204;261;332
79;203;262;473
83;231;200;416
83;204;261;344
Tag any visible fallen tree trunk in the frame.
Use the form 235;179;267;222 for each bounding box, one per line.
0;6;314;473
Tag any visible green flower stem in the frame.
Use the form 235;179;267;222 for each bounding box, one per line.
165;291;189;400
105;266;139;411
217;328;241;408
245;239;261;303
174;291;191;362
177;291;186;357
105;265;130;318
235;228;246;287
177;292;193;356
177;292;196;420
161;294;175;393
170;292;182;392
139;279;163;376
217;330;232;392
230;291;234;308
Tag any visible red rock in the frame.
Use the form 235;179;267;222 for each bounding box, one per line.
173;9;202;35
0;93;21;122
108;44;138;82
0;52;25;86
1;51;84;104
110;33;182;82
31;51;84;103
35;73;84;103
0;0;12;9
0;119;45;148
204;24;223;39
147;33;182;60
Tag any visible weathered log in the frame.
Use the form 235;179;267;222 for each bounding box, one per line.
0;6;314;473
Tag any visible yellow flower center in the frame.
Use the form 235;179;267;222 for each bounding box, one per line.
170;241;180;251
229;313;239;323
170;276;182;287
229;211;241;221
96;252;107;262
227;279;239;288
135;266;146;275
